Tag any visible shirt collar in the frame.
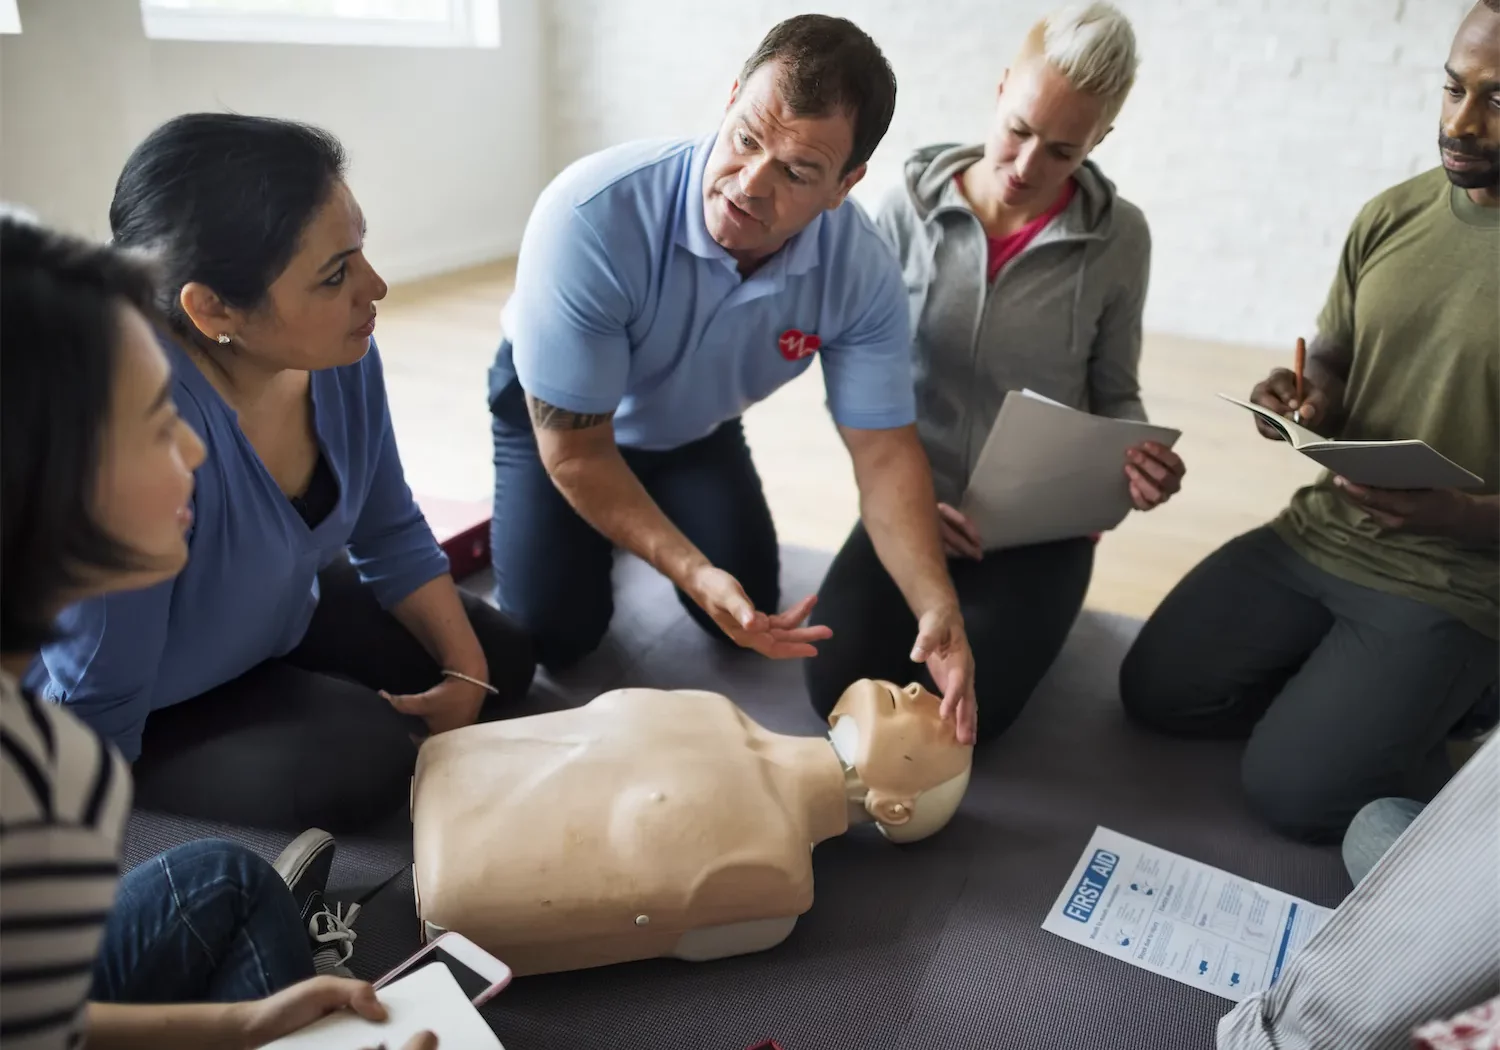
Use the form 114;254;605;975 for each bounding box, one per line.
676;133;730;265
676;131;825;280
1450;181;1500;229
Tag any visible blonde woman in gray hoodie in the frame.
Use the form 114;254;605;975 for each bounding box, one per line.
806;1;1185;744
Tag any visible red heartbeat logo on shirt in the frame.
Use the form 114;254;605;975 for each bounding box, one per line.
778;329;821;361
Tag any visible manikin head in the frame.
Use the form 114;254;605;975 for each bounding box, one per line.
827;680;974;844
977;2;1138;211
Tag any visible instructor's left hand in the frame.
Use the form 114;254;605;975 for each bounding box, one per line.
911;606;977;745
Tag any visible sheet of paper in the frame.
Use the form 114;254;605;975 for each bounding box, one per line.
265;961;505;1049
1042;827;1332;1003
959;390;1181;550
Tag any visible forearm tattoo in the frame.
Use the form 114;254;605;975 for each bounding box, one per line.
526;395;614;431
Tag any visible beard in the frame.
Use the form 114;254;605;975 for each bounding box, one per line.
1438;131;1500;190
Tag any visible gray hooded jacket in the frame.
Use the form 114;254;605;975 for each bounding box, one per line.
876;143;1151;506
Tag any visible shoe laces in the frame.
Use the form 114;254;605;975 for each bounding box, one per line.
309;901;361;972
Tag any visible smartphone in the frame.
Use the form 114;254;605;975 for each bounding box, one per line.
374;931;513;1006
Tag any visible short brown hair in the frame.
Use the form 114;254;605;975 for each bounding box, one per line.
738;15;897;177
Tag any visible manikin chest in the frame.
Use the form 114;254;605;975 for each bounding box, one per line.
411;689;847;975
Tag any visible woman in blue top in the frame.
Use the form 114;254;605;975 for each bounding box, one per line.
29;113;536;832
1;208;439;1050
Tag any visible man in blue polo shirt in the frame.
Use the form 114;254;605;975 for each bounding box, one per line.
488;14;977;743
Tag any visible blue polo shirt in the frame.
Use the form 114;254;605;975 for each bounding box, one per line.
488;134;916;451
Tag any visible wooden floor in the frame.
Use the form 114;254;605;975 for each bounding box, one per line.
377;260;1322;621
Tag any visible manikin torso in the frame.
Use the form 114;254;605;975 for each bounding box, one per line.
411;683;969;976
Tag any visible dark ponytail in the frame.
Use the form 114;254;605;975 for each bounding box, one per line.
109;112;347;342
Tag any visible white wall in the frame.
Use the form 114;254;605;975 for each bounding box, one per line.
546;0;1471;348
1;0;1471;344
0;0;547;284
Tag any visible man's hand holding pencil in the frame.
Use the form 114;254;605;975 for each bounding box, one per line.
1250;335;1340;439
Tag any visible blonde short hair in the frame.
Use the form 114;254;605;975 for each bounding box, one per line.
1032;1;1139;126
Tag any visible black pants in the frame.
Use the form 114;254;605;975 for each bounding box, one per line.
804;524;1095;745
132;555;536;833
490;386;779;671
1120;526;1498;842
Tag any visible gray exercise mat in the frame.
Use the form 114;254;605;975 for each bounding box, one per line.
123;547;1350;1050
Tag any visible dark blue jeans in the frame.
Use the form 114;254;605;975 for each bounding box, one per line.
490;378;779;671
91;840;314;1003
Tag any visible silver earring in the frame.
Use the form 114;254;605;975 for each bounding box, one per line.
216;334;232;344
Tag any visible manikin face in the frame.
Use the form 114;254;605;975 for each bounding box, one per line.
828;679;974;842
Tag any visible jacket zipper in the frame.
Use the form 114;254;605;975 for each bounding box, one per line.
962;211;988;492
958;216;1097;488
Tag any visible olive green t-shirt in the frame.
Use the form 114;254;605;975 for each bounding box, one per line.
1274;167;1500;638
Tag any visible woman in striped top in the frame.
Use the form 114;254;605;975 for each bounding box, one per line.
0;215;435;1049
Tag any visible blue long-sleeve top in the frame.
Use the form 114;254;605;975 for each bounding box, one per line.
27;337;449;761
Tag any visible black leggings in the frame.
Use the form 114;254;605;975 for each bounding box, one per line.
804;525;1094;745
132;556;536;832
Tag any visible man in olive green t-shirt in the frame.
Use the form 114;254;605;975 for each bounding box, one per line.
1120;0;1499;845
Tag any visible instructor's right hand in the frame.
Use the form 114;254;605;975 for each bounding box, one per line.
688;565;832;659
1250;368;1332;438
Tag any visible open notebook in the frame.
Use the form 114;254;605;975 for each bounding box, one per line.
959;389;1181;551
265;962;504;1049
1218;394;1483;490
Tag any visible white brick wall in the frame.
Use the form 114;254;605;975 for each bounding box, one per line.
544;0;1470;349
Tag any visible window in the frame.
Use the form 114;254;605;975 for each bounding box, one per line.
139;0;500;49
1;0;20;34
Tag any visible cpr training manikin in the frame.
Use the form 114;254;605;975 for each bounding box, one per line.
410;679;973;975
